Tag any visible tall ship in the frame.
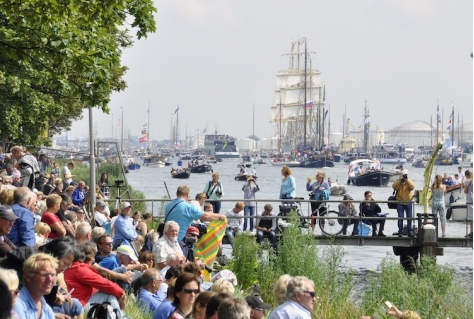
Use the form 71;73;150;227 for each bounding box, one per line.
270;38;326;153
203;134;239;158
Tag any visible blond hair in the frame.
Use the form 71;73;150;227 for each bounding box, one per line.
210;278;235;294
177;185;190;196
46;194;62;209
0;268;19;291
203;203;213;212
0;189;14;205
34;222;51;236
23;253;58;275
235;202;245;210
273;274;293;304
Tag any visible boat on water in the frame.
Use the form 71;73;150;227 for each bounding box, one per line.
235;173;258;181
347;159;392;187
270;159;301;167
190;164;213;174
299;157;335;168
203;134;240;158
241;154;253;162
254;158;267;165
147;160;165;168
237;162;252;168
388;164;408;182
127;163;141;170
171;168;191;179
143;155;167;166
332;153;342;162
377;147;407;165
412;159;426;168
329;180;348;196
343;151;370;164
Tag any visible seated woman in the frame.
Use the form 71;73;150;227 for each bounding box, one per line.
255;204;277;249
338;194;360;236
64;242;126;315
359;191;386;237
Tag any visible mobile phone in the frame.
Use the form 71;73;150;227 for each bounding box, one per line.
385;301;393;309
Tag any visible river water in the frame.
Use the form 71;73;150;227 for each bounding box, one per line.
125;157;473;280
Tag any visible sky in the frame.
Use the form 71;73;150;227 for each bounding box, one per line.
67;0;473;143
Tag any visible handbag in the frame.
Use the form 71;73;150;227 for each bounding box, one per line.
358;223;371;237
387;188;399;209
157;201;182;237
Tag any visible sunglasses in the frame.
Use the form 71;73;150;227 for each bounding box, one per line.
104;242;113;246
303;290;316;298
188;233;199;237
183;288;200;294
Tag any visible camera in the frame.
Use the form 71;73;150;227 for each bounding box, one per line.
216;191;222;196
115;180;124;186
185;236;197;245
402;174;408;180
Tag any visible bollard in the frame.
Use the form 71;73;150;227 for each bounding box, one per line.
421;224;438;260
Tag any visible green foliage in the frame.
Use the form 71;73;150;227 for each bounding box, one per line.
229;212;472;319
0;0;156;146
362;257;473;319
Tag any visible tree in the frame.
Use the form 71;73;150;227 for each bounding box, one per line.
0;0;156;147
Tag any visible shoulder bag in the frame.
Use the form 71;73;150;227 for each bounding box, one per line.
157;200;182;237
387;188;399;209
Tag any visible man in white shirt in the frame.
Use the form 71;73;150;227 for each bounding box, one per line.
153;221;183;269
458;166;465;183
62;162;76;186
268;276;316;319
224;202;244;247
94;200;111;226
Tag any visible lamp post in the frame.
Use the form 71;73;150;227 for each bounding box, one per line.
86;83;96;212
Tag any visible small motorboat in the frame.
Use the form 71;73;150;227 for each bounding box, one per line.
128;163;141;170
299;157;335;168
412;159;426;168
147;161;165;168
329;181;348;196
237;161;252;168
389;164;408;182
190;164;213;173
347;159;392;187
171;168;191;179
235;173;258;181
164;162;173;166
255;158;266;164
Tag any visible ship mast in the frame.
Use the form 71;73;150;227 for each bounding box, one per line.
303;38;307;148
279;96;282;155
147;102;150;152
363;100;370;153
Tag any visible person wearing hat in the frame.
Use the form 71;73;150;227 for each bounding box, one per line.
0;205;19;257
180;226;200;259
94;200;111;227
359;191;386;237
99;244;142;292
246;294;271;319
113;201;138;248
338;194;360;236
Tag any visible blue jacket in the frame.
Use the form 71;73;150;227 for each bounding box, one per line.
306;180;330;200
7;204;36;247
72;188;86;206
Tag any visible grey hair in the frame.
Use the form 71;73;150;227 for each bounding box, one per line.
13;187;33;205
0;268;19;291
141;268;161;287
273;274;293;304
286;276;314;301
163;220;179;233
217;297;250;319
166;252;182;264
76;222;92;237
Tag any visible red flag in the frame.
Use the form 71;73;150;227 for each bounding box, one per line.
139;135;147;143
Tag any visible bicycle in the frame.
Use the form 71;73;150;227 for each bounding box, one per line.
277;197;308;233
311;201;345;236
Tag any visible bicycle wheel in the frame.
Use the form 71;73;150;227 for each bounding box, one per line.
319;210;344;236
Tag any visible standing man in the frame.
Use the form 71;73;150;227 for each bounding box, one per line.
458;166;465;183
224;202;245;247
242;176;260;231
7;187;37;247
113;202;138;248
166;185;226;241
10;146;41;191
13;253;57;319
392;173;415;237
0;205;18;257
62;162;76;187
267;276;316;319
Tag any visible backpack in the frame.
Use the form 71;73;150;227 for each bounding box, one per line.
87;302;118;319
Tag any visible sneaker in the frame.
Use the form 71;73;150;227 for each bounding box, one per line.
351;233;358;237
392;231;399;236
378;232;386;237
441;234;446;238
464;233;473;238
398;233;403;237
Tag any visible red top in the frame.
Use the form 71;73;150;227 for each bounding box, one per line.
64;261;124;306
41;212;62;239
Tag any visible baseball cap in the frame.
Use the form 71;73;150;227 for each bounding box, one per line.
0;205;18;221
186;226;200;235
95;200;106;207
245;295;271;310
121;202;131;209
343;194;353;200
116;245;138;261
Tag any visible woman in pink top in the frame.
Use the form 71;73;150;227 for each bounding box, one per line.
41;194;66;239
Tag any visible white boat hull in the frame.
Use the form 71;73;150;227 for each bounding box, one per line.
330;184;348;196
215;152;240;159
448;202;468;222
147;161;165;168
270;161;300;167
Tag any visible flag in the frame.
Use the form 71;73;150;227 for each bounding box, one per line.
139;135;147;143
447;125;451;130
364;116;371;124
301;101;313;109
222;142;228;150
324;109;328;119
202;128;207;134
436;104;441;123
196;220;227;268
174;106;179;114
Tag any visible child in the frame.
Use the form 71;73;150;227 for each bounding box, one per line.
34;222;51;247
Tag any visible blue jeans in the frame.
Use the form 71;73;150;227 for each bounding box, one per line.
256;230;277;249
211;201;221;213
226;228;238;246
53;297;83;317
243;206;255;231
396;203;413;234
342;217;360;235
